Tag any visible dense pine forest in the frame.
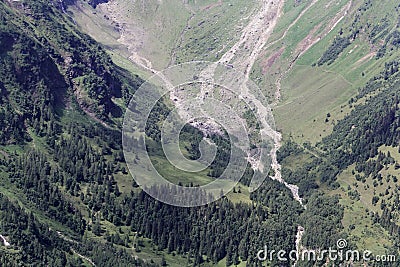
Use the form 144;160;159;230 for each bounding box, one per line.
0;0;399;266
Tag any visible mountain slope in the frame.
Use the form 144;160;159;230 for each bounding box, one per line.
0;1;305;266
0;0;399;266
0;0;149;265
67;0;400;264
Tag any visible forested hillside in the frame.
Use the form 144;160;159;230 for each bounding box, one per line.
0;0;399;266
278;59;400;259
0;0;151;265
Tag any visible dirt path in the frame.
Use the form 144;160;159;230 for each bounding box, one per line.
56;231;79;245
0;234;10;247
50;229;96;266
73;87;114;129
59;0;77;24
72;249;96;266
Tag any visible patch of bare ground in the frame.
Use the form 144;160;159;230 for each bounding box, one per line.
0;150;9;159
294;22;323;58
201;0;222;11
352;51;376;68
0;234;10;247
73;84;113;129
295;0;353;59
261;47;285;74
